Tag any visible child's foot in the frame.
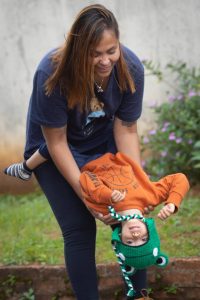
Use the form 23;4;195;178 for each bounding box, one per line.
4;162;32;181
135;289;154;300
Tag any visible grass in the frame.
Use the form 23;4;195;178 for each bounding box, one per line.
0;191;199;265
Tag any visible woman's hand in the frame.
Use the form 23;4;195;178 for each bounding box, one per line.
157;203;175;220
87;207;119;225
143;205;154;215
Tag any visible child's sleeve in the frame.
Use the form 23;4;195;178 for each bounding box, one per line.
79;171;113;205
154;173;190;211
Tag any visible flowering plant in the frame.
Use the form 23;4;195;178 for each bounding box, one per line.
141;62;200;185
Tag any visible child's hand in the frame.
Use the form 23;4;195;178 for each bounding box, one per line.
157;203;175;220
111;190;126;203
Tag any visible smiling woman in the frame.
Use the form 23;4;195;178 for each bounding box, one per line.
4;4;146;300
92;29;120;86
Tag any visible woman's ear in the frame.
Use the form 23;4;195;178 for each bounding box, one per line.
155;253;169;267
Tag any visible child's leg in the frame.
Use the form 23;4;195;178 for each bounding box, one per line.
25;149;47;169
4;149;46;181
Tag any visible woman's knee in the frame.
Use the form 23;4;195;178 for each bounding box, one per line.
61;216;97;247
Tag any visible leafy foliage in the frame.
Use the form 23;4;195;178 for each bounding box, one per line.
20;288;35;300
190;141;200;169
141;61;200;185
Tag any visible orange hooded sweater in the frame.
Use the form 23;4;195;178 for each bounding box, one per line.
79;152;190;215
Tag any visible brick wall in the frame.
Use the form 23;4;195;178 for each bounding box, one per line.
0;258;199;299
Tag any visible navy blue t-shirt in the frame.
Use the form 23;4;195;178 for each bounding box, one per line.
24;46;144;162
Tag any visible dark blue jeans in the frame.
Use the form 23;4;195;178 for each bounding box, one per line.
34;160;99;299
34;148;147;299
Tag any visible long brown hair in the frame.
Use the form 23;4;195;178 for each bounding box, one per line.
45;4;135;111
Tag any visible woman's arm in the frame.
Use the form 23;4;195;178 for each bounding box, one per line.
41;125;82;199
41;125;118;224
113;117;141;165
114;117;155;215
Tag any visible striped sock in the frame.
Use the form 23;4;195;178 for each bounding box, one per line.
4;162;32;181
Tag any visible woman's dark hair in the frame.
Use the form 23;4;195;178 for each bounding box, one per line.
45;4;135;111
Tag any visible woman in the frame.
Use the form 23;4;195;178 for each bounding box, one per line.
21;4;151;300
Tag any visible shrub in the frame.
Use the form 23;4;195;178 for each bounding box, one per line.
141;61;200;185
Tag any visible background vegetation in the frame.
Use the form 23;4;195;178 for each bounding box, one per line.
0;191;199;266
141;61;200;185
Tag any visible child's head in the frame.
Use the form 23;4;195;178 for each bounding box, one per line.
108;206;168;297
121;218;148;246
112;218;168;270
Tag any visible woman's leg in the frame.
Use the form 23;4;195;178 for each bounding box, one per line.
34;160;99;300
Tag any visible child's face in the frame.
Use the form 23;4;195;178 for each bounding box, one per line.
121;219;148;246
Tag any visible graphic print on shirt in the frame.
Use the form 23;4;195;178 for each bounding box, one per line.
83;97;105;136
100;164;139;192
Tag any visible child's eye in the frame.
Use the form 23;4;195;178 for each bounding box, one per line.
142;237;148;242
126;240;133;245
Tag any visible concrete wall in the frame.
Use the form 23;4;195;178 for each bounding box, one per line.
1;0;200;193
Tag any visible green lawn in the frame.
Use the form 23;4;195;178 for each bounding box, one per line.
0;191;199;265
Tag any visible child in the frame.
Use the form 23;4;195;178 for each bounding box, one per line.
78;151;189;297
4;150;190;298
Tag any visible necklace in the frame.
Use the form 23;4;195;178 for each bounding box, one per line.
94;78;104;93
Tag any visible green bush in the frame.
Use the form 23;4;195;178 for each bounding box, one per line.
141;61;200;185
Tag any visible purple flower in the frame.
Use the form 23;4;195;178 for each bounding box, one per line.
164;122;170;127
188;91;196;97
168;95;176;102
161;122;170;132
177;94;184;101
161;127;167;132
149;129;157;135
169;132;176;140
176;137;182;144
149;100;158;108
141;160;146;168
143;136;149;144
161;151;167;157
188;139;193;144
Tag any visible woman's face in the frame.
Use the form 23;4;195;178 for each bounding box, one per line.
92;29;120;80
